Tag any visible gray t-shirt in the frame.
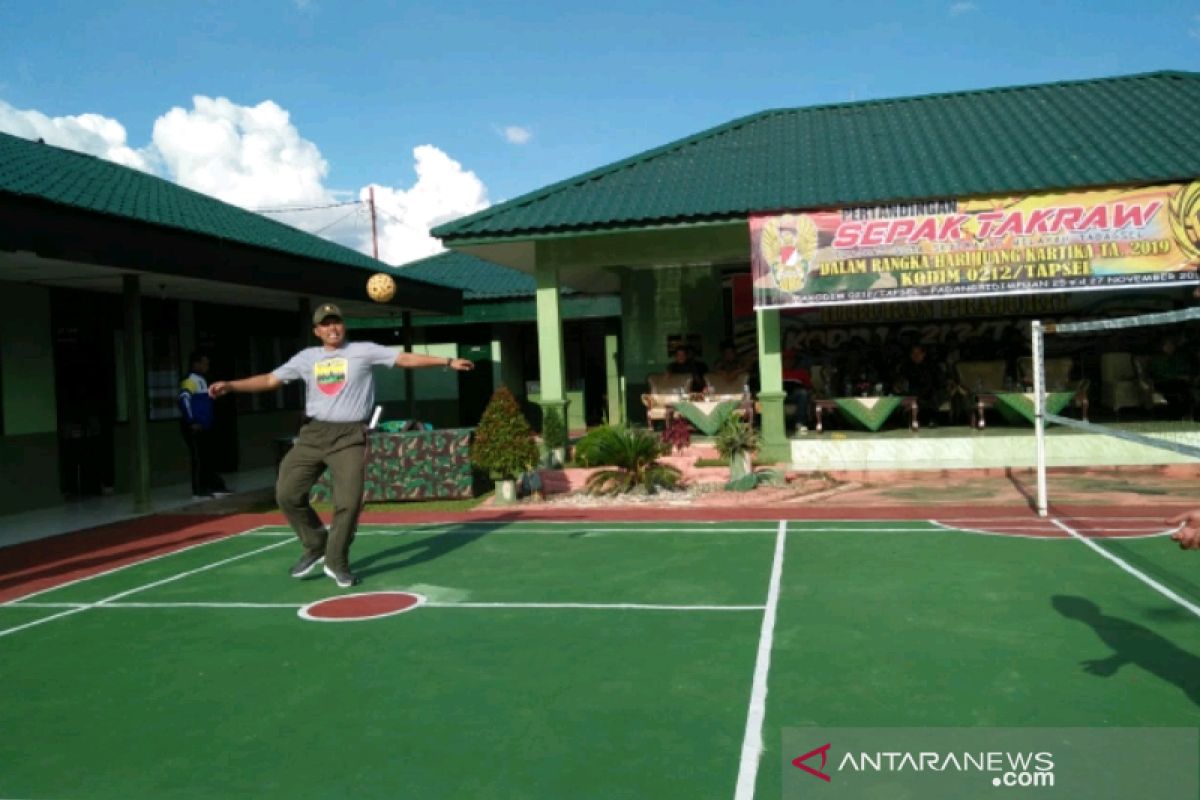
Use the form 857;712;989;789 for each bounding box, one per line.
272;341;397;422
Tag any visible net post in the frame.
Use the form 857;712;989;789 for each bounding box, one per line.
1032;319;1048;517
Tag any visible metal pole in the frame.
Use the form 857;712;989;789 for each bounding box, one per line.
1032;319;1048;517
369;186;379;260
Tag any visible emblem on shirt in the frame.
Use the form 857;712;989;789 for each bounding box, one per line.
314;358;348;396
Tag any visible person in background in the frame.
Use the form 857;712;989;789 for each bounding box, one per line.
782;348;812;433
711;340;748;373
895;344;943;428
665;345;708;394
179;350;230;501
1149;337;1195;420
209;303;474;588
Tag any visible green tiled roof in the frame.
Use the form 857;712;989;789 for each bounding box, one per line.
435;71;1200;241
0;130;444;283
392;250;538;300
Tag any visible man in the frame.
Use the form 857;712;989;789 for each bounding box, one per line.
711;340;747;373
179;350;230;500
781;348;812;433
209;303;473;588
895;344;943;428
665;345;708;393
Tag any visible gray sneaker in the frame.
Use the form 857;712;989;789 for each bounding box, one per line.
289;552;324;578
323;565;359;588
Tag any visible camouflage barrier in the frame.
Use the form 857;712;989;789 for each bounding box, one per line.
308;427;476;502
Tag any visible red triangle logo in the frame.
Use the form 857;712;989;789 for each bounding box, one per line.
792;743;832;782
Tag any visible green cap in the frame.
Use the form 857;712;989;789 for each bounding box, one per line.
312;302;343;325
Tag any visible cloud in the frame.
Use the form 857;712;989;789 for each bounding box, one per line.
363;145;491;265
0;93;491;267
500;125;533;145
1190;14;1200;41
0;99;153;171
293;0;315;11
152;96;332;209
949;2;977;15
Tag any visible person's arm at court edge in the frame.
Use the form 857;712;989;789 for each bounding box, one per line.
1167;509;1200;550
209;373;283;398
394;353;474;370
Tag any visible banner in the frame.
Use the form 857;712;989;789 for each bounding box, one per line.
750;182;1200;309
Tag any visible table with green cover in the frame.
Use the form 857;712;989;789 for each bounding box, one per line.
670;399;741;435
818;396;916;432
992;391;1075;425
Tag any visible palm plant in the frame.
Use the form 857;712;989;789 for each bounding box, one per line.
714;416;761;489
576;425;682;496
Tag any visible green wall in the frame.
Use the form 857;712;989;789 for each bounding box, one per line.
0;433;61;512
1;284;57;435
619;264;724;423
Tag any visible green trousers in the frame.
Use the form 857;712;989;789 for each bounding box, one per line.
275;421;366;572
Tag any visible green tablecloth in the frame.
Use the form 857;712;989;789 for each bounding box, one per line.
672;399;739;435
993;391;1074;425
833;396;905;431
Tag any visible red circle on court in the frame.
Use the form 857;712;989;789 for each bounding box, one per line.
298;591;425;622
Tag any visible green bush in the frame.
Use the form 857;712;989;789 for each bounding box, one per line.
713;416;761;461
541;405;568;451
470;386;540;480
576;425;682;495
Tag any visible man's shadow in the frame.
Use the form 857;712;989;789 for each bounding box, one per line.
1052;595;1200;707
353;517;518;579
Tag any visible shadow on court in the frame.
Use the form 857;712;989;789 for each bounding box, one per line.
1052;594;1200;708
351;516;520;579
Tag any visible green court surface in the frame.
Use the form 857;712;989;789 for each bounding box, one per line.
2;518;1198;798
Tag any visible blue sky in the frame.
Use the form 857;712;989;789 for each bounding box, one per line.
1;1;1197;263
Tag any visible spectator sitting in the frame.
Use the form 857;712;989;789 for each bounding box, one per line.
711;339;749;373
782;348;812;432
1149;337;1195;419
894;344;943;428
666;345;708;394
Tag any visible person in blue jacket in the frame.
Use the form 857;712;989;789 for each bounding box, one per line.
179;350;230;500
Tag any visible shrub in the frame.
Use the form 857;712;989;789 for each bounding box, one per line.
576;426;682;495
660;414;692;454
470;386;540;480
713;416;761;462
541;405;568;451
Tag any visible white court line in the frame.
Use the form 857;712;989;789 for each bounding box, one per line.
1051;518;1200;619
5;525;273;603
733;520;787;800
425;602;765;611
6;600;764;612
242;527;780;536
930;520;1176;541
0;538;291;639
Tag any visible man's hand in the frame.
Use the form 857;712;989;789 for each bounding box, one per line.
1168;509;1200;550
208;381;232;398
448;358;475;372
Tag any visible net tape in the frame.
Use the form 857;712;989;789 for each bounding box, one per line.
1050;305;1200;335
1044;412;1200;460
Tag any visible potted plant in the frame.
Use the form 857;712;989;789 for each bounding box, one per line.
470;386;540;504
714;415;761;491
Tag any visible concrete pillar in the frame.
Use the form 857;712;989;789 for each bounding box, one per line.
534;260;568;431
756;307;789;463
122;275;151;511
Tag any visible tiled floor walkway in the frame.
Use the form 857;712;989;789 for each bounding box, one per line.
0;466;277;549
